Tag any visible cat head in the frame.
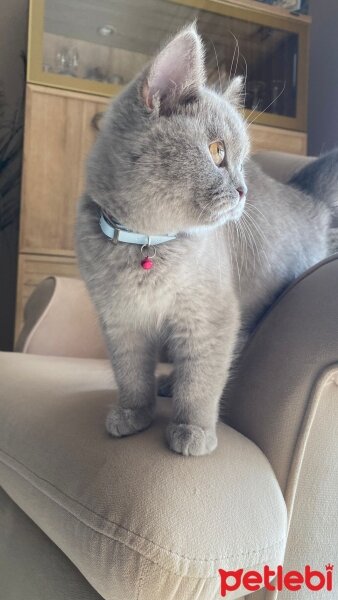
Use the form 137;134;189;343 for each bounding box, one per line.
87;24;250;235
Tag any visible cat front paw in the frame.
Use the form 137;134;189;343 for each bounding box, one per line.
106;406;154;437
166;423;217;456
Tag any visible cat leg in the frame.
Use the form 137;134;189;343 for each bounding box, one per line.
166;311;238;456
157;342;174;396
105;327;157;437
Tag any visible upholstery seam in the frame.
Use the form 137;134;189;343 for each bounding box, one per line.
136;555;145;600
134;556;280;584
0;447;286;564
283;367;338;527
0;478;286;583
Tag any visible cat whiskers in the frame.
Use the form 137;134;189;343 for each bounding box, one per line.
210;40;222;94
227;220;243;292
239;52;248;109
245;203;271;261
226;218;234;276
214;227;222;290
227;203;270;278
244;204;270;248
245;201;270;225
245;81;286;126
240;207;270;270
239;214;259;271
195;202;213;227
229;32;240;80
236;218;250;273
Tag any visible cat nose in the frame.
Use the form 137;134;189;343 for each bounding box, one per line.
236;185;247;199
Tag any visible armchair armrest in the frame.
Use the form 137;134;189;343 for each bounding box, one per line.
228;255;338;494
15;276;107;359
252;150;315;184
228;255;338;578
0;352;287;600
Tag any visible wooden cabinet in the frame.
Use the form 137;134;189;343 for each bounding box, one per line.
20;85;107;256
250;123;307;154
15;84;106;333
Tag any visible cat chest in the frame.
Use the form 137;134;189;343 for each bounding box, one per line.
108;267;177;325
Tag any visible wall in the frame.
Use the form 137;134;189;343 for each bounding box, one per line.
308;1;338;155
0;1;28;350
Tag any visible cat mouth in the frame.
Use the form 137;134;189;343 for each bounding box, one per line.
207;196;246;225
226;197;246;221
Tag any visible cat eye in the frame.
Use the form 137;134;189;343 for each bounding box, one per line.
209;141;226;167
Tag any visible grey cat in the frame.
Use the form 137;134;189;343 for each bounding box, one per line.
76;25;337;456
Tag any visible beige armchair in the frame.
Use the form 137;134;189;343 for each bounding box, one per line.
1;152;337;600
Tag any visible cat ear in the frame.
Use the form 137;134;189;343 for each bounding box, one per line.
224;76;245;107
142;24;206;113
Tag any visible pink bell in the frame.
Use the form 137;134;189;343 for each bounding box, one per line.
141;257;153;270
140;243;156;270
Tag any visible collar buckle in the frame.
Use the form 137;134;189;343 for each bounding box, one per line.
112;227;120;245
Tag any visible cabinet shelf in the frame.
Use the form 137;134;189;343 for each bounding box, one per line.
27;0;310;129
212;0;311;24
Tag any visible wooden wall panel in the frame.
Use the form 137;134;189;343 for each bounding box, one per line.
20;84;108;255
250;124;307;155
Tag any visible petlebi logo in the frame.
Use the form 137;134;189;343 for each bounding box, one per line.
218;564;334;596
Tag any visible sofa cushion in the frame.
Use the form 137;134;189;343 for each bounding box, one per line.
0;352;287;600
0;487;103;600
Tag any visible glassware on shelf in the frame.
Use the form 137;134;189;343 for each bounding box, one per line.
68;48;79;77
84;69;124;85
245;81;267;112
85;67;108;82
254;0;301;8
55;47;80;77
272;0;301;10
270;80;285;114
55;48;68;74
109;74;124;85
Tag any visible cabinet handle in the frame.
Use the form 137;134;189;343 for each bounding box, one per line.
91;112;104;132
292;52;297;88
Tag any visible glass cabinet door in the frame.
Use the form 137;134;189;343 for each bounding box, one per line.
28;0;310;131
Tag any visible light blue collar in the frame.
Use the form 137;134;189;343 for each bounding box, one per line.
99;213;177;246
